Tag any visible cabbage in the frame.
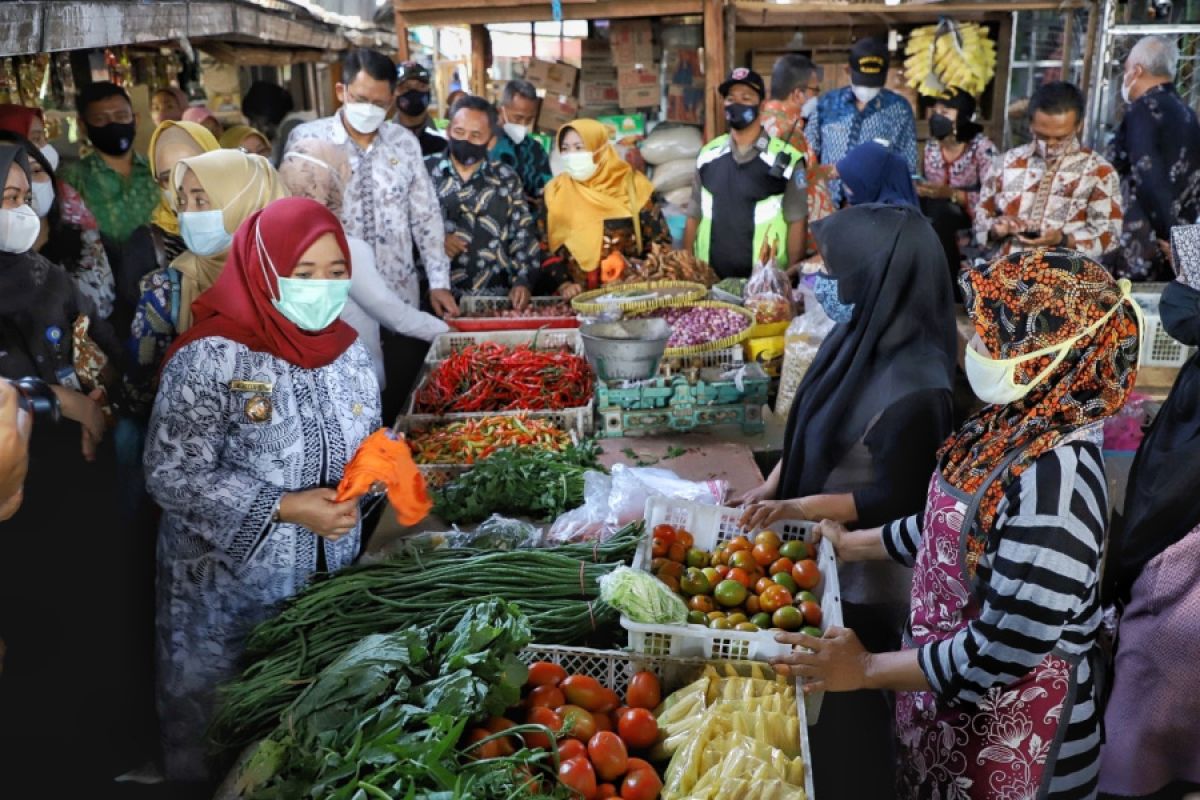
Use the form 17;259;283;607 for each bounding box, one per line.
599;565;689;625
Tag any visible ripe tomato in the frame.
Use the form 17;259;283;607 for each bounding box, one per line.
595;687;621;713
527;661;568;687
558;738;587;761
726;567;754;589
769;557;795;577
658;574;680;592
754;530;782;550
598;784;619;798
588;731;629;782
525;706;561;749
657;560;684;579
714;564;731;578
725;535;752;553
754;576;776;596
667;541;689;563
626;671;662;710
557;704;599;741
688;594;716;614
744;594;761;614
527;684;566;709
592;710;613;732
561;675;607;711
625;757;655;776
751;543;780;568
652;523;676;541
759;584;793;613
791;559;821;591
799;600;823;627
463;727;509;759
485;717;518;753
620;766;662;800
728;550;757;572
651;536;671;559
559;757;598;800
617;707;659;749
674;529;695;549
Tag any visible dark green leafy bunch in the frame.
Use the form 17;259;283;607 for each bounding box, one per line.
433;442;605;524
241;599;577;799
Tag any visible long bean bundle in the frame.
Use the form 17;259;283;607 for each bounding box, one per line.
210;525;642;752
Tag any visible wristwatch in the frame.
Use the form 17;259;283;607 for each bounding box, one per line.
271;497;282;524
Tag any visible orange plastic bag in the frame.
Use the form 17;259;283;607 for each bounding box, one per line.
335;429;432;525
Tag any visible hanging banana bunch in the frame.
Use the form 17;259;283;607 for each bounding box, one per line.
904;18;997;98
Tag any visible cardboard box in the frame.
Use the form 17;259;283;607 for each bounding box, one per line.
619;84;661;110
617;64;660;90
525;59;578;97
611;20;655;67
667;84;706;125
582;39;613;71
580;78;620;107
537;94;579;134
596;113;647;144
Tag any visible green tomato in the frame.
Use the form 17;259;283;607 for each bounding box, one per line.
713;579;748;608
779;540;810;562
687;610;709;626
750;612;772;629
772;572;799;594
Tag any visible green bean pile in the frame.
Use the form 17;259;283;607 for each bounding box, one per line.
210;524;643;752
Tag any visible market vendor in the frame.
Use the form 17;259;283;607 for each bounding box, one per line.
773;248;1142;799
145;197;380;781
542;118;671;298
683;68;807;279
737;200;956;798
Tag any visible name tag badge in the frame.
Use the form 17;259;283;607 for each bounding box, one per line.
56;366;82;392
230;380;274;423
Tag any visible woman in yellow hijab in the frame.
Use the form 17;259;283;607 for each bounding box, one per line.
219;124;272;159
125;150;287;417
147;120;220;259
543;119;669;298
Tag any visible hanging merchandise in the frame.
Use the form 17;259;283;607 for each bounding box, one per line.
0;59;16;105
903;19;997;98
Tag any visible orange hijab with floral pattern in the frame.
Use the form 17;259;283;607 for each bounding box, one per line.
942;248;1141;576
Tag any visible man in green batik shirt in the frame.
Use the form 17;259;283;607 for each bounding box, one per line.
60;81;159;246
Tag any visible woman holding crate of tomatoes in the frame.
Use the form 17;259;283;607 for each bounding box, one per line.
773;249;1143;800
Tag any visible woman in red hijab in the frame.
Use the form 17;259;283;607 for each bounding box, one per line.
144;197;380;781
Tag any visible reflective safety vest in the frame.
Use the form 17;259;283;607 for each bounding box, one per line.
693;134;804;279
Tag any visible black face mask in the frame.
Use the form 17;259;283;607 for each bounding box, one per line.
397;89;431;117
725;103;760;131
86;121;136;156
929;113;956;140
449;136;488;167
1160;280;1200;346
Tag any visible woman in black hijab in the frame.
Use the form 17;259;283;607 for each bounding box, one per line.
739;201;957;800
0;143;149;792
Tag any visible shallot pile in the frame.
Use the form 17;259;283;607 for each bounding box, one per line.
644;306;750;348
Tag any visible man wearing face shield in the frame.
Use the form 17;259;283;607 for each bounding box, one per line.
807;38;918;207
684;68;808;279
975;81;1122;262
393;61;448;158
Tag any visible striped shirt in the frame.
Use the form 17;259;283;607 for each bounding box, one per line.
884;440;1107;799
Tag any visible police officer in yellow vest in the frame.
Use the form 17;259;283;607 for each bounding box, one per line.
684;68;807;279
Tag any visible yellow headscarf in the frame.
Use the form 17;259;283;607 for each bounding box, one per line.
219;124;271;153
148;121;220;235
171;150;289;331
544;118;655;272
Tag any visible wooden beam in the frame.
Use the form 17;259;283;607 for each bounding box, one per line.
470;24;491;98
990;11;1014;145
1060;8;1075;77
734;0;1089;26
399;0;701;26
1080;0;1101;112
393;0;410;61
704;0;726;141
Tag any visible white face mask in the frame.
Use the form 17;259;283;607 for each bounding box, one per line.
851;85;881;105
800;96;819;120
31;181;54;218
342;102;387;135
0;205;41;254
503;121;528;145
40;144;60;172
1120;70;1136;104
964;282;1142;406
561;151;598;182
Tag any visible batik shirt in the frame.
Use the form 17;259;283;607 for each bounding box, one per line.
59;151;159;245
285;111;450;307
807;87;918;206
1107;83;1200;281
43;180;117;319
922;133;998;218
489;130;552;203
425;155;541;295
760;99;835;224
975;140;1122;261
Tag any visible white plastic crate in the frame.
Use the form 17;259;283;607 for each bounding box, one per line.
620;496;843;725
1134;291;1196;368
459;295;576;315
423;328;585;365
519;644;815;800
399;396;595;438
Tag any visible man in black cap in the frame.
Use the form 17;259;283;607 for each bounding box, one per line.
808;37;917;206
684;68;808;279
394;61;448;157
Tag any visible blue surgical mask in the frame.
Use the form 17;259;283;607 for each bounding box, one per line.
179;209;232;256
813;273;854;324
274;276;352;331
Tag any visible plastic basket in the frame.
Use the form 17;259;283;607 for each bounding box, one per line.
571;280;708;316
1133;291;1195;368
655;301;757;357
451;296;579;332
399;397;595;438
423;328;585;365
518;644;815;800
620;496;843;725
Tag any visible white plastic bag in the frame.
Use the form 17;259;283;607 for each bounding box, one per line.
651;157;697;193
774;281;836;417
545;472;614;543
606;464;727;529
641;125;704;165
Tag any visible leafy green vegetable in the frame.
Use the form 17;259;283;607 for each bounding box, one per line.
598;565;689;624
